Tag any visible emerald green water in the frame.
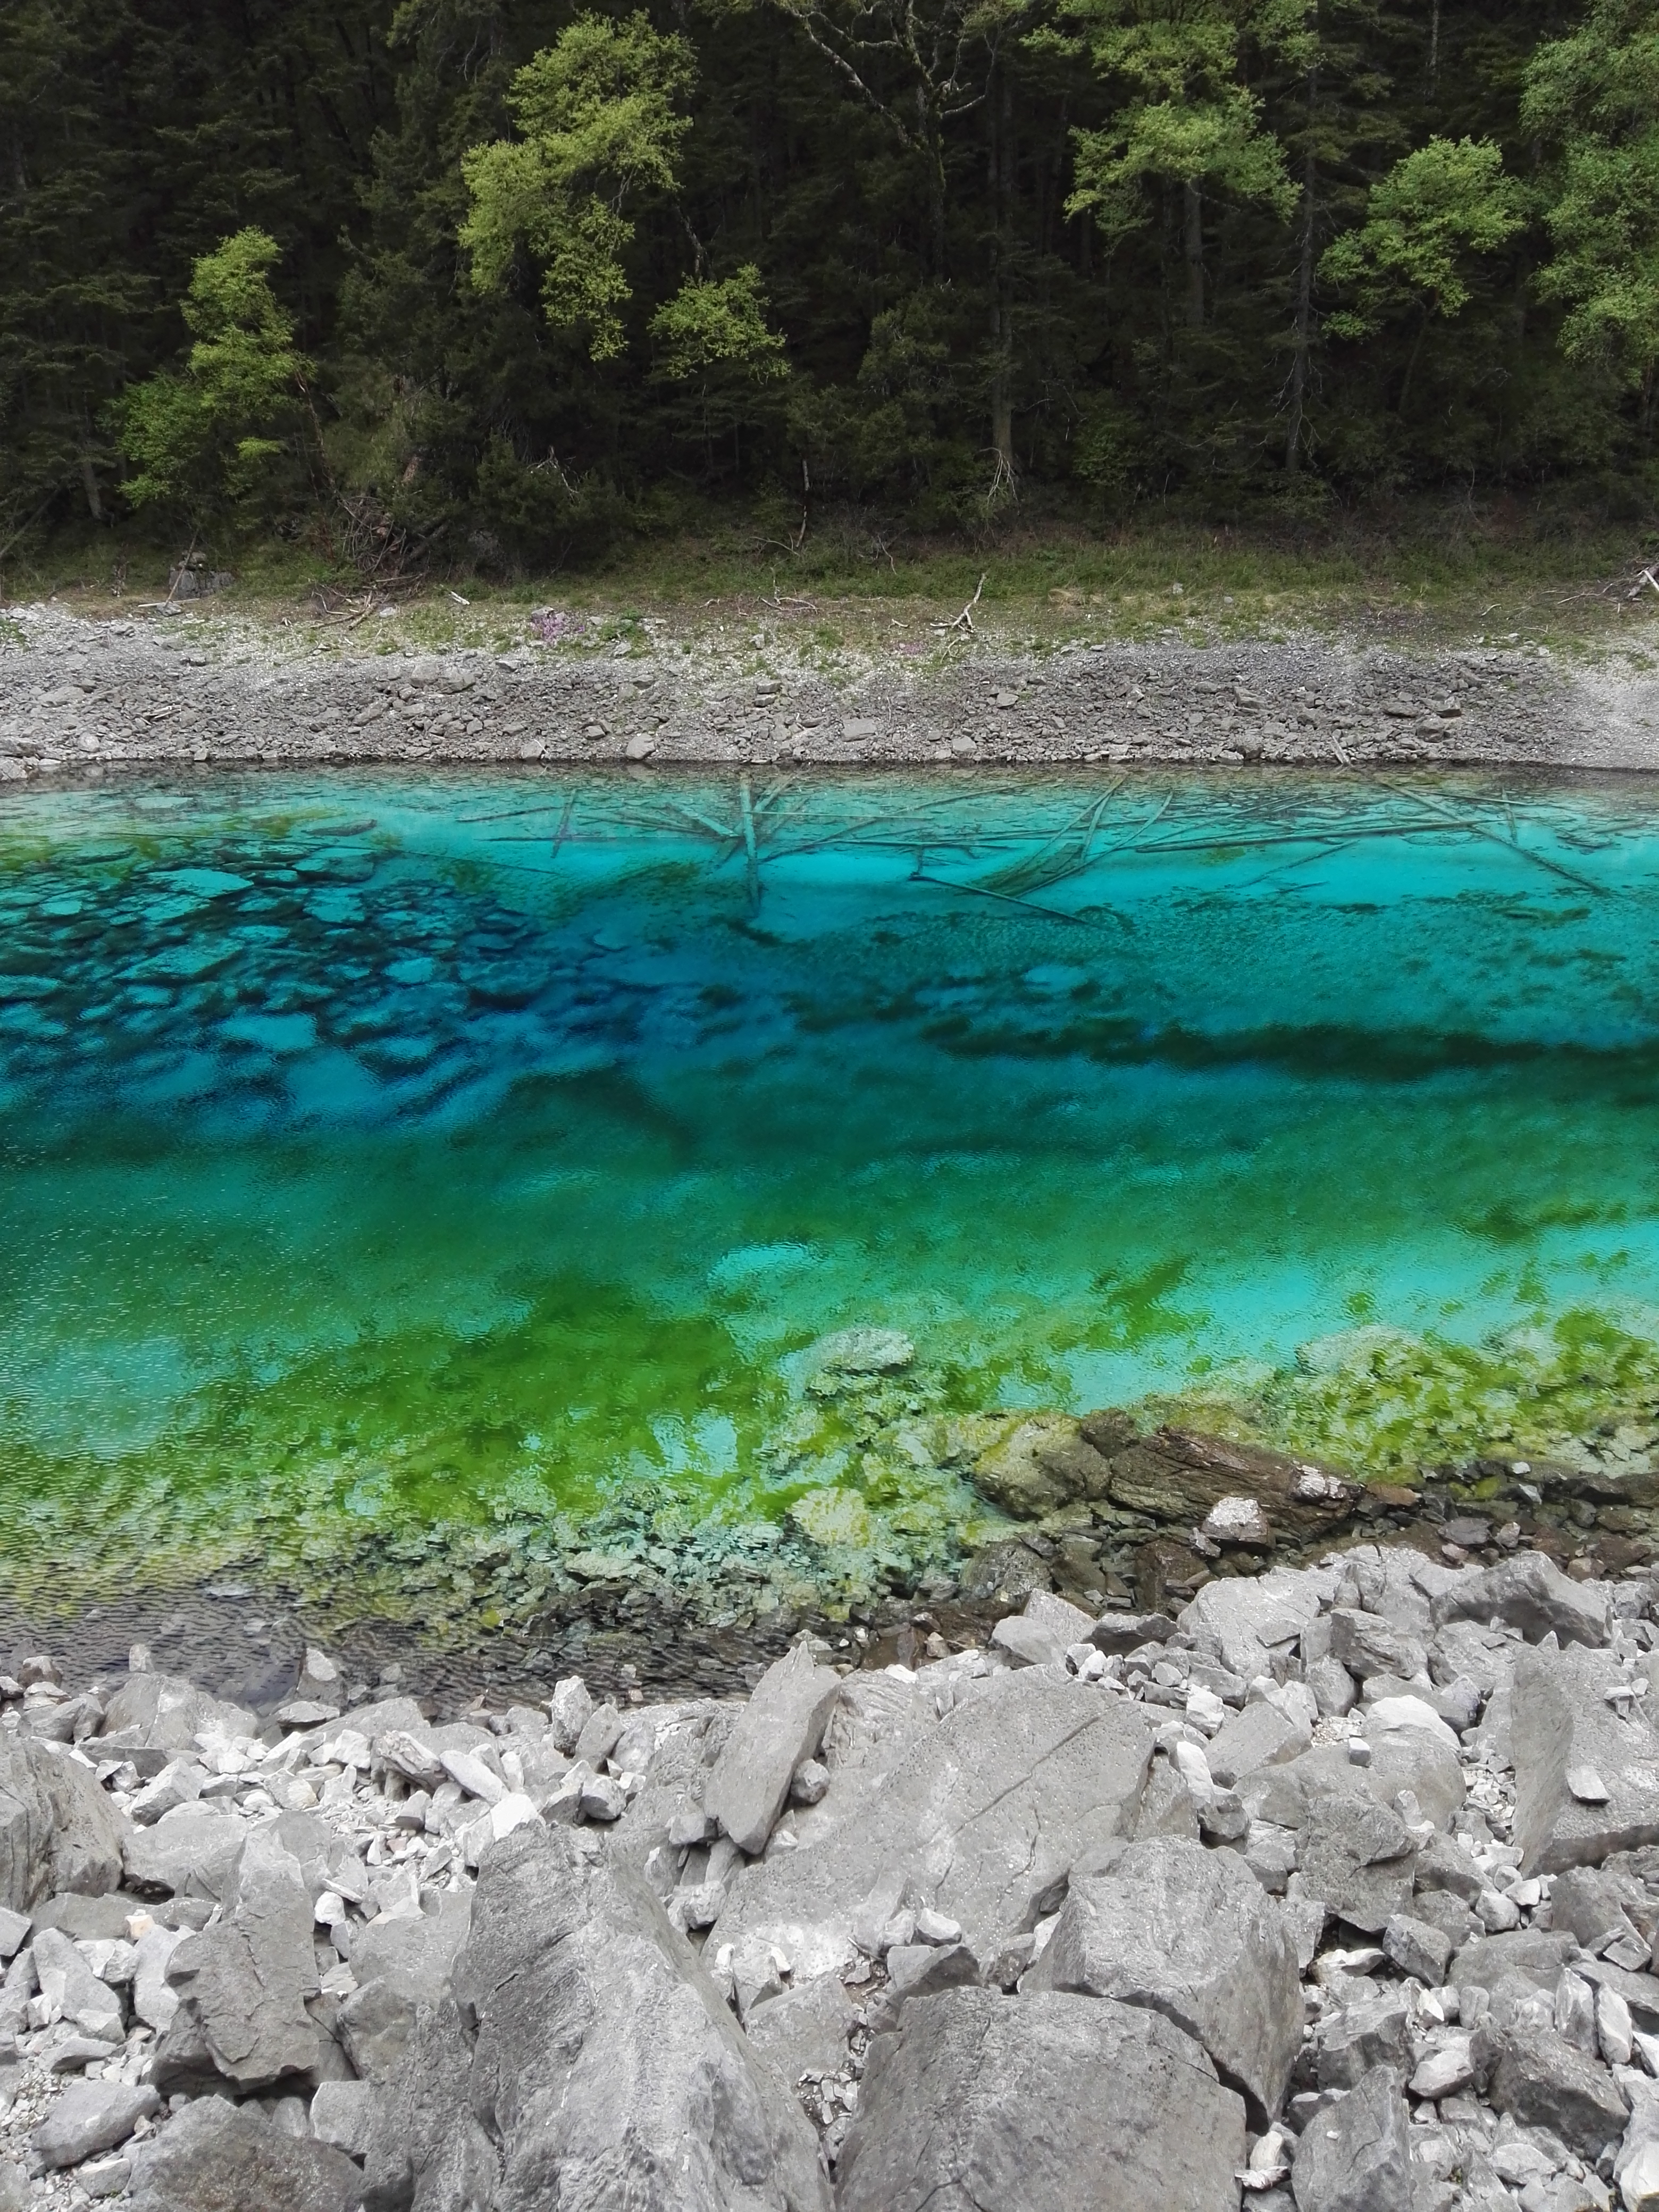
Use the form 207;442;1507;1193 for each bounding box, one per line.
6;768;1659;1627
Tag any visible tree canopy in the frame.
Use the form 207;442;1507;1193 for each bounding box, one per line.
3;0;1657;563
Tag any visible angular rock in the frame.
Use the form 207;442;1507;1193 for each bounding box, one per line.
704;1642;843;1857
309;2077;378;2159
548;1674;596;1754
0;1739;127;1912
1512;1644;1659;1874
1433;1552;1611;1648
1204;1700;1310;1790
1482;2022;1629;2157
744;1974;857;2083
990;1589;1094;1670
337;1887;471;2082
836;1986;1246;2212
122;1803;246;1900
97;1671;257;1754
1034;1835;1300;2117
152;1824;320;2092
30;2080;160;2168
127;2094;364;2212
132;1921;187;2032
1297;1787;1417;1933
1178;1564;1339;1680
707;1668;1153;1972
1309;1994;1411;2091
1414;1830;1484;1904
1089;1612;1175;1656
1244;1735;1462;1838
1382;1911;1453;1987
368;1821;829;2210
1289;2066;1411;2212
1305;1656;1359;1719
1409;2039;1474;2101
1452;1928;1577;1999
33;1924;122;2039
1328;1610;1428;1686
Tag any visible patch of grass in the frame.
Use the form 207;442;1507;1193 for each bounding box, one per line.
12;497;1659;665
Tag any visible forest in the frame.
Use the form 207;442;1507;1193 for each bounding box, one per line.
4;0;1659;573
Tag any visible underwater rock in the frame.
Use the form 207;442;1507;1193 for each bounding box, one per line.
971;1415;1114;1518
802;1327;915;1378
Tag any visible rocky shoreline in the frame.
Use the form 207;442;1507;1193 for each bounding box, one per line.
4;600;1659;774
4;1517;1659;2208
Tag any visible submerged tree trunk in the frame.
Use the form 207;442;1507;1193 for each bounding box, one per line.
1183;180;1204;329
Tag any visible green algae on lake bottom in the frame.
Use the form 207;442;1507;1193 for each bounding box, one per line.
5;766;1659;1629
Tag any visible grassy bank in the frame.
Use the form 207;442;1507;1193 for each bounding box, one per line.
11;503;1659;666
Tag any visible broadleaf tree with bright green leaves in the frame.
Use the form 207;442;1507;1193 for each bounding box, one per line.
111;229;313;530
459;13;696;362
1318;137;1526;336
1044;0;1308;336
1523;0;1659;432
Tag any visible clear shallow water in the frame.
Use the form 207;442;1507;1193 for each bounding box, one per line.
6;768;1659;1624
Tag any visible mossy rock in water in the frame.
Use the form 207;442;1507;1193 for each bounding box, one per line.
971;1410;1365;1539
971;1415;1118;1519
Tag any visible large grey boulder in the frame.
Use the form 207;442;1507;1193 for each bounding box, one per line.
1511;1645;1659;1874
1204;1700;1310;1790
1034;1836;1300;2118
127;2094;364;2212
97;1671;257;1756
1432;1552;1610;1647
1296;1788;1417;1934
1308;1993;1412;2091
359;1991;495;2212
708;1669;1153;1976
991;1590;1096;1669
367;1821;829;2211
704;1643;843;1856
836;1986;1246;2212
0;1739;126;1912
1178;1566;1339;1681
123;1802;247;1899
1451;1929;1577;2001
338;1887;472;2082
1327;1610;1428;1686
1481;2022;1629;2157
1288;2066;1411;2212
1243;1736;1463;1838
744;1975;857;2083
152;1824;321;2093
31;2080;160;2169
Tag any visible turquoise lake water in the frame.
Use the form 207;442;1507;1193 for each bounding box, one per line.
5;768;1659;1623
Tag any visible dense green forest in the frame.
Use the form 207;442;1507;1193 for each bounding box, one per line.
4;0;1659;572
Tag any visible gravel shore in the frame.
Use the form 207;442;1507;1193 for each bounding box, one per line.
5;602;1659;777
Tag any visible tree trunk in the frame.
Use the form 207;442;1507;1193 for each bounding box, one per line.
1184;180;1204;329
80;449;104;522
923;87;946;278
988;68;1016;491
1285;112;1318;472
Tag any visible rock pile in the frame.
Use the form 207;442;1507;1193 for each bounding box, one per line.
5;1540;1659;2207
0;604;1611;776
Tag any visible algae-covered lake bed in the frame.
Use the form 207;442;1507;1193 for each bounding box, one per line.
5;766;1659;1673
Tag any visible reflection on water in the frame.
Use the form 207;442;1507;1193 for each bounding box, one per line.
4;768;1659;1623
